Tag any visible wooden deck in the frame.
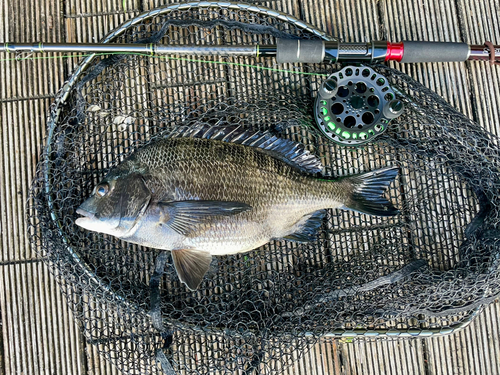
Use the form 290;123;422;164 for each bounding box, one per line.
1;0;500;374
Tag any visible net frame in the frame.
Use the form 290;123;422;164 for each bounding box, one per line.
27;1;500;374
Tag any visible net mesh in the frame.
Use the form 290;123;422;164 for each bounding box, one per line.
28;3;500;374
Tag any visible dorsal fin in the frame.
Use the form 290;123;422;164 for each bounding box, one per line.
167;124;323;174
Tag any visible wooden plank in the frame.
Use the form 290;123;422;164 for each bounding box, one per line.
301;0;381;41
380;0;473;117
0;98;45;261
340;339;426;375
302;339;342;375
424;302;500;375
0;262;85;375
297;0;499;374
458;0;500;135
0;4;5;374
378;1;500;374
298;0;423;373
0;0;88;373
0;0;500;375
62;0;146;372
0;98;88;373
1;6;65;99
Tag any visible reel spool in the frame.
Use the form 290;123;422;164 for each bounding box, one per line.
314;66;404;146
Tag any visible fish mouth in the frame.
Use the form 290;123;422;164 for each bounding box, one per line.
76;208;96;219
75;208;97;229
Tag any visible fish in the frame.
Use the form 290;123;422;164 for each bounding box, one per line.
76;125;399;290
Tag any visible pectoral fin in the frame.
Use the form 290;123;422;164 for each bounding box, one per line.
172;249;212;291
158;200;251;236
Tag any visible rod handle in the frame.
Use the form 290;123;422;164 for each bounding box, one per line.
276;39;325;63
400;41;469;63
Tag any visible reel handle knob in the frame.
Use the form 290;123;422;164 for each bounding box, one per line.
383;99;405;119
319;79;338;99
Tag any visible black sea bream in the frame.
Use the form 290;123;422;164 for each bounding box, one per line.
76;126;399;290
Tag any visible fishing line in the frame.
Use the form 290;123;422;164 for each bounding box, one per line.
0;52;330;77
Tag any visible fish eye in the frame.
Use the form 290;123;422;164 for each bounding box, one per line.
96;183;109;197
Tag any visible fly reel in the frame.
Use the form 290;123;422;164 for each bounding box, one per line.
314;66;404;146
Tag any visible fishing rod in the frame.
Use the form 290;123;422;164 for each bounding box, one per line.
2;39;499;64
3;38;497;146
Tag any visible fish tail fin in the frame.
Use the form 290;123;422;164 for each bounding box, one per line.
342;167;399;217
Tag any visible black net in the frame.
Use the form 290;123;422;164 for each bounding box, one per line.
27;3;500;374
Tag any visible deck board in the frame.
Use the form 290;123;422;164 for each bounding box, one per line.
1;0;500;374
0;0;86;373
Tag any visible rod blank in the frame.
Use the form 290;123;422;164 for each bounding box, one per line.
2;40;499;64
1;42;258;56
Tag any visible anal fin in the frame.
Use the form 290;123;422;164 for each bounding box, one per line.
171;249;212;291
282;209;326;243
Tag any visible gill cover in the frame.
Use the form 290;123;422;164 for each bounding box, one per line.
76;173;151;235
